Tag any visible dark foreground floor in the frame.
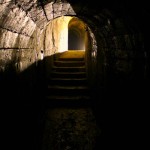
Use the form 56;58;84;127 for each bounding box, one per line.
1;84;149;150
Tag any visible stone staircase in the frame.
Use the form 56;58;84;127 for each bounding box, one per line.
45;50;91;106
42;51;100;150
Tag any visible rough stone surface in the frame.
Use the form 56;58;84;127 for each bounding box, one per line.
42;108;100;150
0;49;14;73
61;2;70;15
0;48;35;73
0;1;148;149
53;2;63;18
44;2;54;20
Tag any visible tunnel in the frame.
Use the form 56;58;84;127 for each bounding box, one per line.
68;17;86;50
0;0;149;150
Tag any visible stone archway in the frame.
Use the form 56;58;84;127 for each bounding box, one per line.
68;17;87;50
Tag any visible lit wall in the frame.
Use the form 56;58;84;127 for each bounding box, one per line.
45;16;72;54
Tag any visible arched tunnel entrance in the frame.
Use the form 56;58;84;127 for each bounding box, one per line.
68;17;86;50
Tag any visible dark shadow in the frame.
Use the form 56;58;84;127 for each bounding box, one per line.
0;51;149;150
68;17;86;50
0;54;56;150
68;29;83;50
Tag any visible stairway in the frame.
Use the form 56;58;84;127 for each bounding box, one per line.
45;50;91;106
42;51;100;150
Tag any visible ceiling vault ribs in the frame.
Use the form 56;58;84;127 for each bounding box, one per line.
38;0;49;21
52;2;55;19
17;5;38;24
17;6;36;24
0;26;33;38
0;0;80;30
0;48;34;49
0;0;12;5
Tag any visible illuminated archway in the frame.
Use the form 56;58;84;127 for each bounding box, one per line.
44;16;88;54
68;17;87;50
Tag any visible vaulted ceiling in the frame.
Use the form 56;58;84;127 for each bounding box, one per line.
0;0;149;32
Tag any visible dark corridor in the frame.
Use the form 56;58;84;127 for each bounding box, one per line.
0;0;149;150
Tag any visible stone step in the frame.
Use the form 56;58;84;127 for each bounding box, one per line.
46;95;90;100
47;85;89;96
58;57;84;61
51;66;86;72
50;71;86;78
48;78;88;85
54;60;85;67
45;95;91;107
45;50;91;106
57;50;85;61
48;85;88;90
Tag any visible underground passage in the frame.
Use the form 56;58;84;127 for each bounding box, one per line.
0;0;149;150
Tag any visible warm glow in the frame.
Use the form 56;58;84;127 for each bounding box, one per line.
58;16;72;52
46;16;72;54
44;16;87;56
